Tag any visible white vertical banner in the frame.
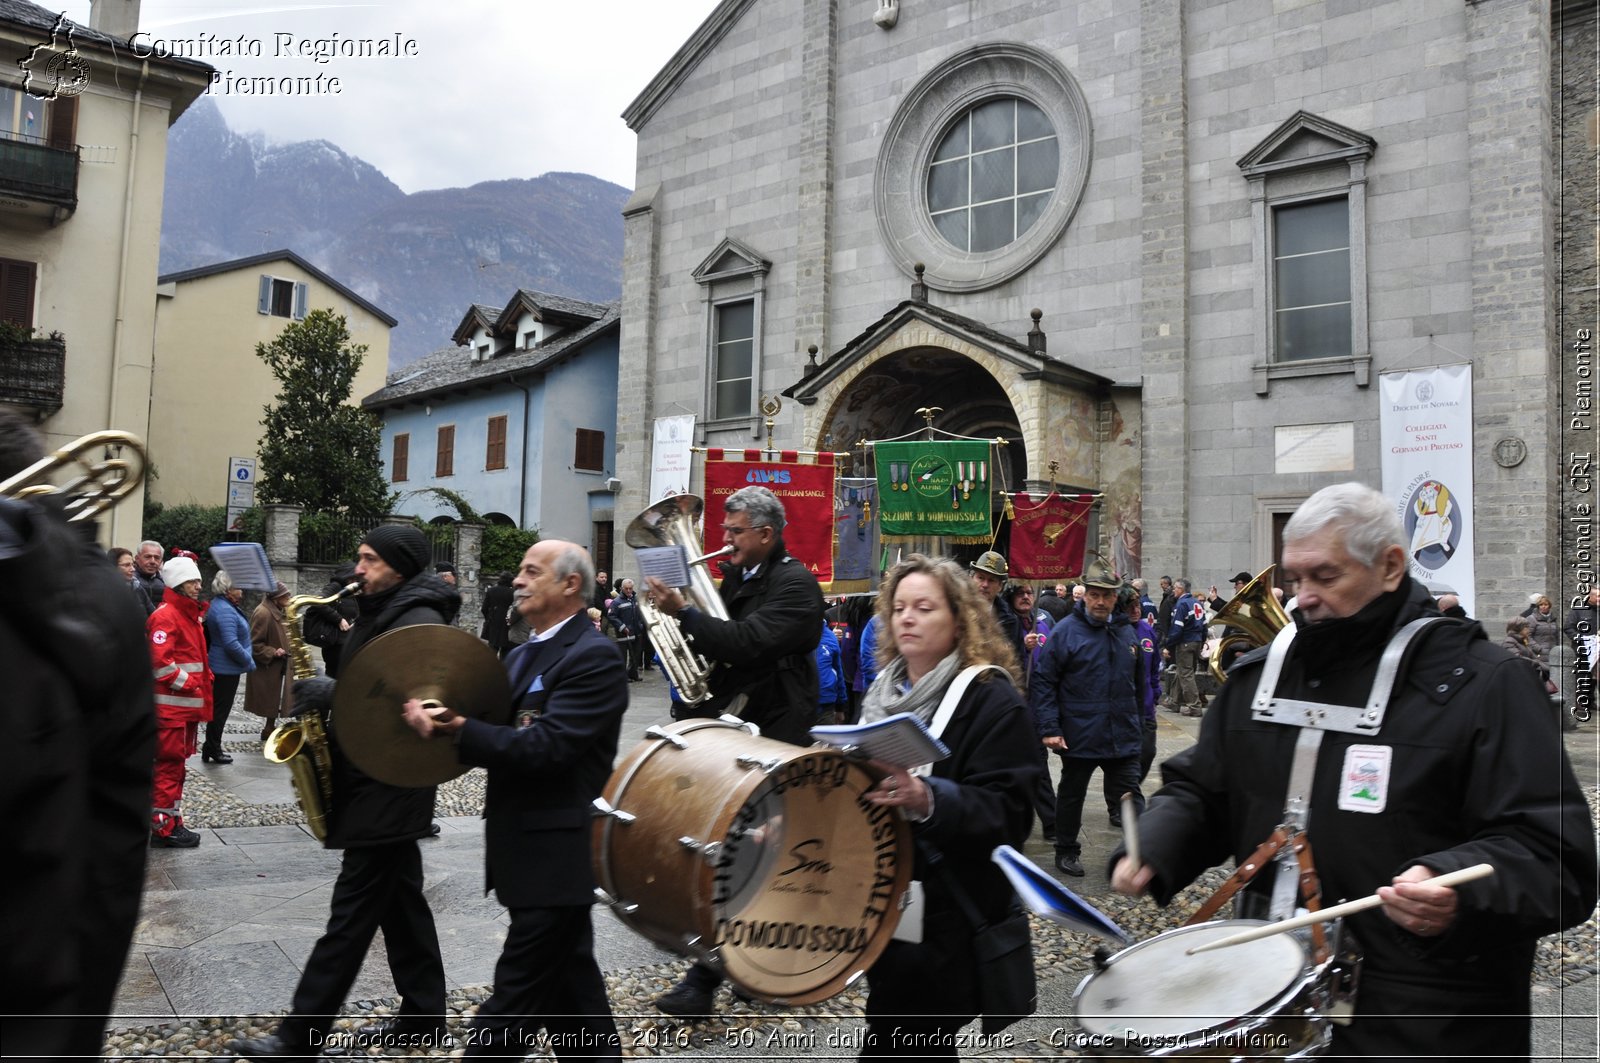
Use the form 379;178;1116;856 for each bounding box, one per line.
649;414;696;503
1379;364;1475;615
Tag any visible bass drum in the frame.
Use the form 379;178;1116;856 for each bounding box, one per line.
592;719;912;1005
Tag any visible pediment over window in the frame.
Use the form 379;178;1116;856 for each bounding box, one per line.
692;237;771;285
1237;111;1376;178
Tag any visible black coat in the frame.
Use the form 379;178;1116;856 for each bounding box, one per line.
323;572;461;849
301;576;359;677
1129;579;1597;1057
456;616;628;908
2;498;155;1060
479;584;515;648
677;543;824;745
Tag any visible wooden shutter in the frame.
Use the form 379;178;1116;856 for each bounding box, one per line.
574;428;604;471
486;415;507;470
45;96;75;151
436;425;455;477
258;275;273;315
392;433;409;482
0;258;37;328
293;282;308;320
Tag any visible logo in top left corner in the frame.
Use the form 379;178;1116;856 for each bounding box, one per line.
20;12;90;101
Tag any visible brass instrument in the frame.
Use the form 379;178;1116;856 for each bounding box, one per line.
625;494;735;705
264;581;359;841
0;430;146;521
1209;565;1292;683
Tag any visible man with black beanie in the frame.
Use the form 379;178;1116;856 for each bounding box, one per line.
232;524;461;1061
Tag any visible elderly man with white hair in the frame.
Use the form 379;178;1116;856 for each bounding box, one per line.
1112;482;1596;1058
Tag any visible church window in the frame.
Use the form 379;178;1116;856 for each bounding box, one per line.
927;97;1058;254
1273;197;1352;361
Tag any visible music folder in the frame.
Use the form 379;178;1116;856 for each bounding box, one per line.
209;542;276;591
810;713;950;768
991;844;1132;943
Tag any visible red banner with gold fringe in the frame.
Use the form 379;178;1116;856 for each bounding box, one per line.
703;450;835;582
1008;491;1092;580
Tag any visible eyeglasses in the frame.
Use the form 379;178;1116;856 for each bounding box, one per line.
721;524;758;536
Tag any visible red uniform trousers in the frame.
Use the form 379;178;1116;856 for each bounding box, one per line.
151;722;199;836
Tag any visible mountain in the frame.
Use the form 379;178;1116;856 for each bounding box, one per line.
159;98;627;369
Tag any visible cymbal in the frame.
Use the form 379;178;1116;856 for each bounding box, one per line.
332;625;511;787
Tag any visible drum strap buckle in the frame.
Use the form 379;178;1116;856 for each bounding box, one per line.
1185;823;1332;965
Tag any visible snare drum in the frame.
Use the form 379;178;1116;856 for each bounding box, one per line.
592;719;912;1004
1071;920;1332;1058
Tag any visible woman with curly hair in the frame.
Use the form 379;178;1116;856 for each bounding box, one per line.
856;555;1039;1057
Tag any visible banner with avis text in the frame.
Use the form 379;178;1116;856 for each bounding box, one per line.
1008;492;1092;580
1379;364;1476;615
703;450;835;583
874;440;993;542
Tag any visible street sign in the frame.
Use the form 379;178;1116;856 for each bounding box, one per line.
226;457;258;538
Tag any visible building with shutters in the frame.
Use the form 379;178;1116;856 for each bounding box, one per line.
0;0;211;545
363;290;621;566
613;0;1592;624
148;249;396;509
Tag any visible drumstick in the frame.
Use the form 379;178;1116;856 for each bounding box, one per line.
1184;863;1495;955
1120;793;1140;874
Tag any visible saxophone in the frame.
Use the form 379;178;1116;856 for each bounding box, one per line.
264;582;360;841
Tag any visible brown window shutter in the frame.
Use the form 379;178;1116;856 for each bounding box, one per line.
0;258;37;328
436;425;455;477
574;428;604;471
486;415;507;470
392;433;409;482
45;96;76;152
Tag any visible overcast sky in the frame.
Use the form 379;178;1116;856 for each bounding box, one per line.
56;0;722;193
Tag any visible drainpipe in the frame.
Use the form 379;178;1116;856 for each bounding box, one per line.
507;372;532;528
108;59;148;545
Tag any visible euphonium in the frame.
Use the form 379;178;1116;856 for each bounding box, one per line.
1208;565;1292;683
0;429;145;521
264;582;359;841
625;494;734;705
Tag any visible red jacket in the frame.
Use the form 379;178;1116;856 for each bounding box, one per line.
148;589;213;726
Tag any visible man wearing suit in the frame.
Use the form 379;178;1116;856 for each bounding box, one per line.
404;539;625;1061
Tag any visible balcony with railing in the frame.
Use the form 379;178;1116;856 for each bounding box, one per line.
0;135;78;220
0;331;65;415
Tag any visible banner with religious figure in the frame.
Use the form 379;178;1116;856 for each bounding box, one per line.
873;440;993;542
1008;492;1092;580
1379;364;1476;615
702;449;835;582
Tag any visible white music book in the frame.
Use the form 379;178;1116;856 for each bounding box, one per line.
810;712;950;768
636;545;692;588
209;542;276;591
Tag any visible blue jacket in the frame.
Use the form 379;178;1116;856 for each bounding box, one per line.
1029;602;1142;759
815;621;846;707
204;596;255;677
854;614;882;693
1170;593;1208;644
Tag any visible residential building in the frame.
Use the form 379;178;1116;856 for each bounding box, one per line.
0;0;210;545
150;249;395;509
363;290;621;571
615;0;1587;624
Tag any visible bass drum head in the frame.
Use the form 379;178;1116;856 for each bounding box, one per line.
1073;920;1308;1044
712;752;908;1003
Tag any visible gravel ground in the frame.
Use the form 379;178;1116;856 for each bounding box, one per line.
111;779;1599;1060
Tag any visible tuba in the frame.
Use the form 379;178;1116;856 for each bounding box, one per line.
264;582;359;841
625;494;734;705
1209;565;1292;683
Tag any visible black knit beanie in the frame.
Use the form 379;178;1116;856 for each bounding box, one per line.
361;525;431;579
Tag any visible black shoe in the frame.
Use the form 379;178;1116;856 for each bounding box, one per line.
354;1017;452;1047
1109;816;1123;828
202;748;234;764
1042;830;1056;844
151;826;201;849
429;822;442;837
655;979;715;1018
1055;853;1085;877
228;1033;312;1061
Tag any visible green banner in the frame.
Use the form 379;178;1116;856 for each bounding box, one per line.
874;440;993;541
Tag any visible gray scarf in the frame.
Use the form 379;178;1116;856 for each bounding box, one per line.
859;651;964;725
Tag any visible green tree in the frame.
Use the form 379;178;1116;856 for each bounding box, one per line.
256;309;394;515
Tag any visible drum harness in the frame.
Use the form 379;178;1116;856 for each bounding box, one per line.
1176;616;1446;1021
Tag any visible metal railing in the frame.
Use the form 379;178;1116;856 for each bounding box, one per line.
297;511;390;565
0;138;78;209
0;334;64;413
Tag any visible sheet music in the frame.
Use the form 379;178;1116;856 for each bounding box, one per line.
991;844;1131;943
810;713;950;768
636;545;691;587
209;542;276;591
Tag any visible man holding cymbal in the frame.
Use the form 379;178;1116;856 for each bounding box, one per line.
1111;483;1596;1057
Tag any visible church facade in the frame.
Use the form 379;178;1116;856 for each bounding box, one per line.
614;0;1588;621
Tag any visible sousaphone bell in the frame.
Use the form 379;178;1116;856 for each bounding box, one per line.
334;625;512;786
